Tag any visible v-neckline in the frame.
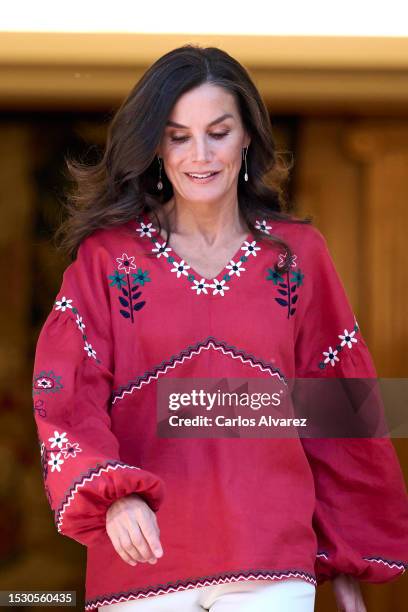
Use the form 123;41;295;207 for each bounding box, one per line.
136;212;263;297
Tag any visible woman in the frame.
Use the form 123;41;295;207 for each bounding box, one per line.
32;45;408;612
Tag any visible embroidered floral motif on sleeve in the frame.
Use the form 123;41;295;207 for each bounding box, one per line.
32;370;63;395
39;430;82;481
108;253;150;323
53;297;101;363
319;318;360;369
55;296;73;312
34;399;47;418
267;251;304;319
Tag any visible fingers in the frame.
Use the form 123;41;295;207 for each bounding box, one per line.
127;519;160;563
106;494;164;567
136;511;163;559
333;574;367;612
110;531;139;566
110;528;158;566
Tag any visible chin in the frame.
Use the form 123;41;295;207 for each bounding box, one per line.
187;191;226;202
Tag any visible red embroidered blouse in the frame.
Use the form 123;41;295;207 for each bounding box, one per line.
32;215;408;610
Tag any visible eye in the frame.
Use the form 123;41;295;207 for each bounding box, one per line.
169;130;230;143
170;135;189;143
211;131;230;139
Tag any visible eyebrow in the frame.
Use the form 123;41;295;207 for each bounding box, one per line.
165;113;234;129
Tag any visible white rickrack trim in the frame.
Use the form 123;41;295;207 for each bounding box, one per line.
316;552;405;572
363;557;406;572
112;339;284;404
316;552;329;560
56;462;141;533
84;571;316;610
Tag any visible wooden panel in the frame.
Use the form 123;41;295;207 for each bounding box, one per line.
293;118;361;306
346;122;408;377
1;32;408;69
294;117;408;611
1;33;408;111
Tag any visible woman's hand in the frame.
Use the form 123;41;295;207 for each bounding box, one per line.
106;493;163;566
332;574;367;612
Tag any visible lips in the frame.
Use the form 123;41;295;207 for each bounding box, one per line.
185;171;220;178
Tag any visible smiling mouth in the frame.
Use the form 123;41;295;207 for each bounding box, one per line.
185;171;220;180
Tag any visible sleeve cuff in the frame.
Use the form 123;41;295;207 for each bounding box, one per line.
54;460;165;547
315;548;407;585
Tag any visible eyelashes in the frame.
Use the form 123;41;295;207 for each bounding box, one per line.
170;131;230;143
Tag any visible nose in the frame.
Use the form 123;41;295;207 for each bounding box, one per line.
191;136;211;163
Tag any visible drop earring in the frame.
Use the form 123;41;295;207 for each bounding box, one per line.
157;156;163;190
242;146;249;182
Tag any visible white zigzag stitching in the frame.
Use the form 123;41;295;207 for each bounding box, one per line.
112;341;284;404
316;553;405;572
85;571;316;609
56;463;141;533
363;557;406;571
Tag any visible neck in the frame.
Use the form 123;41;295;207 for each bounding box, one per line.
153;194;248;246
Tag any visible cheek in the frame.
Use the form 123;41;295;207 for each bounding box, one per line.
163;148;185;173
217;143;243;167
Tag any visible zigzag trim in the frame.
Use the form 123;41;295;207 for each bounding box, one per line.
316;551;406;572
84;569;316;610
316;551;329;560
363;556;407;571
112;336;287;405
55;461;141;533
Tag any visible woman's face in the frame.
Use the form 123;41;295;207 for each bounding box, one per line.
157;83;250;204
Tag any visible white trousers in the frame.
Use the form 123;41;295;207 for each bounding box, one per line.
98;578;316;611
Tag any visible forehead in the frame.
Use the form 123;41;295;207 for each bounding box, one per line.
169;83;239;121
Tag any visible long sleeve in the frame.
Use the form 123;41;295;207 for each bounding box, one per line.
294;226;408;585
32;236;165;547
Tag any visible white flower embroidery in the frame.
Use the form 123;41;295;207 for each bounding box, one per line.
136;216;261;297
171;260;190;278
338;329;358;349
48;431;68;449
277;252;297;268
256;219;272;234
84;342;97;359
48;452;64;473
191;279;209;295
75;314;85;331
152;241;172;258
241;240;260;258
210;279;230;296
323;347;339;367
136;222;156;238
55;296;73;312
226;260;246;277
116;253;136;274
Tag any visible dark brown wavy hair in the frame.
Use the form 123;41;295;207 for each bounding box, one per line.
55;44;312;272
